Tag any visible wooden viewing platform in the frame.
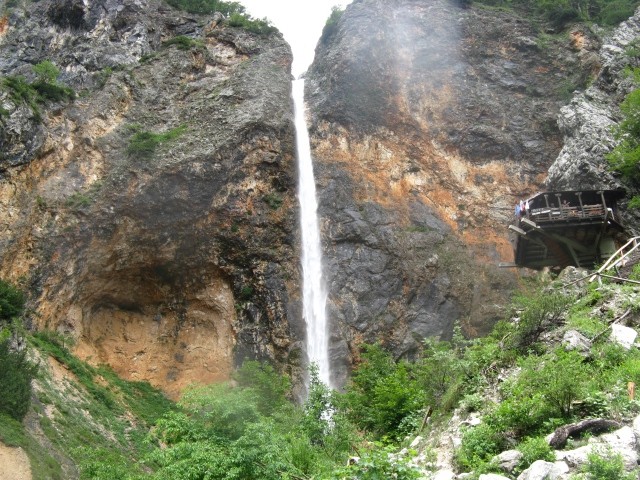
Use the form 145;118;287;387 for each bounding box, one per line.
506;190;628;270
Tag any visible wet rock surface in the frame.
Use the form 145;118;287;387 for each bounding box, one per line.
0;0;300;395
306;0;597;385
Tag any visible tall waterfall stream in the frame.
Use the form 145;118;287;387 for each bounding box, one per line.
293;78;332;389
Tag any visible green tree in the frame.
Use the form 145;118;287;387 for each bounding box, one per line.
320;6;344;44
0;339;38;421
342;344;424;438
32;60;60;84
510;291;571;353
608;88;640;183
233;360;291;415
0;279;25;324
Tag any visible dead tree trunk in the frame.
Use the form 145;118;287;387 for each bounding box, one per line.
547;418;621;449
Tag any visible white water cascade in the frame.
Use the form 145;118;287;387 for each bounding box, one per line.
293;78;332;389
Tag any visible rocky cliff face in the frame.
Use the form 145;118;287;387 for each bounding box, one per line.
0;0;301;396
306;0;602;385
545;10;640;229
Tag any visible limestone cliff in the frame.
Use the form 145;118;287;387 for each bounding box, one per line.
2;0;634;395
0;0;301;396
305;0;601;385
545;9;640;230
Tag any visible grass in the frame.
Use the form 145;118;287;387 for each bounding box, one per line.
127;124;187;159
1;60;74;121
24;331;175;479
162;35;204;50
0;413;64;480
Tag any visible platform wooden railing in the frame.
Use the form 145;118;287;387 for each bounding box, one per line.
589;236;640;284
528;204;607;223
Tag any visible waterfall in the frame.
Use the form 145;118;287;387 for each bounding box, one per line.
293;78;332;389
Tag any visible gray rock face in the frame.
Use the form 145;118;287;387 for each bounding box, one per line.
494;449;523;473
478;474;511;480
545;10;640;196
0;0;301;393
306;0;597;384
516;460;569;480
562;330;593;354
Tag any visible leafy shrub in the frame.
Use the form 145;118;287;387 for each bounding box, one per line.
328;444;421;480
226;12;277;35
178;383;262;441
608;88;640;183
512;349;591;418
510;291;572;353
32;81;74;102
148;366;354;480
579;448;638;480
233;360;290;415
455;422;506;471
459;392;485;413
66;192;92;209
2;76;40;118
1;60;74;120
0;339;38;421
0;279;25;324
598;0;638;25
31;60;74;102
472;0;640;27
415;339;468;410
320;6;344;44
341;344;424;439
516;436;555;474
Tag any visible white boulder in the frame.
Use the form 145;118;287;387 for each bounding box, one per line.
516;460;569;480
610;324;638;349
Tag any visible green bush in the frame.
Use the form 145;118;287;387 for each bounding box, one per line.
226;12;277;35
0;339;38;421
147;366;355;480
320;6;344;45
328;444;421;480
165;0;244;15
511;349;591;418
455;422;506;471
31;60;74;102
263;192;283;210
472;0;640;27
1;60;74;120
608;88;640;182
1;76;41;118
233;360;290;415
0;279;25;324
510;291;572;353
415;339;468;410
516;436;555;474
341;344;425;439
580;448;638;480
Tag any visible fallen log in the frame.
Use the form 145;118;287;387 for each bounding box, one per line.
547;418;621;449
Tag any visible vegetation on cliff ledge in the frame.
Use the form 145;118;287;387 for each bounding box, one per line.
468;0;640;28
607;47;640;207
165;0;277;34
